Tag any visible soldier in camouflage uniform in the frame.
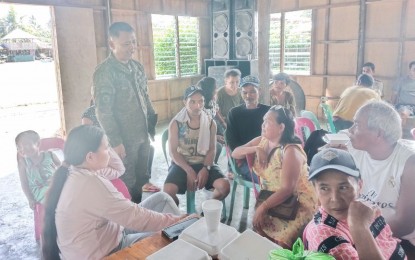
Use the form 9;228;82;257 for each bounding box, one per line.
93;22;156;203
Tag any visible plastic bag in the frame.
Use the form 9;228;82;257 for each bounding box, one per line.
268;238;335;260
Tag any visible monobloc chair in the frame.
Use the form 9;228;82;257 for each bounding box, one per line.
294;117;316;146
33;137;65;241
300;110;321;130
320;102;337;133
161;128;226;217
226;145;261;222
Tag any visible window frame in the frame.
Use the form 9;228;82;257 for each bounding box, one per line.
269;10;313;75
151;14;201;79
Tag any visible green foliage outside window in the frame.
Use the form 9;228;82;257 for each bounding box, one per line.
152;14;200;78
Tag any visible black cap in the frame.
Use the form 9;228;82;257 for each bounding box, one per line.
308;148;360;180
183;85;203;99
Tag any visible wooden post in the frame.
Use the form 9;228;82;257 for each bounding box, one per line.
356;0;366;76
257;0;271;104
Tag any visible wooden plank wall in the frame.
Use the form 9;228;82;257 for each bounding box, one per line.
268;0;414;118
2;0;414;126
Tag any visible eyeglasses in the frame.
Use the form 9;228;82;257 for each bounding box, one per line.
270;105;288;119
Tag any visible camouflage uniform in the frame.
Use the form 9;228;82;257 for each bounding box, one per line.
93;53;155;202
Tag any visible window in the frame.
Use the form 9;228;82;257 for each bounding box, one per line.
152;14;200;78
269;10;312;75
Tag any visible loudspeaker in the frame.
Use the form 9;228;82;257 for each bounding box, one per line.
234;0;256;60
212;0;231;59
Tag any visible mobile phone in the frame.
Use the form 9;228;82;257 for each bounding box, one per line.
161;217;199;241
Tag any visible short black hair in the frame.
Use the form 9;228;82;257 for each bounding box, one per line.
15;130;40;145
224;69;241;79
356;74;374;87
410;61;415;69
108;22;134;38
363;62;375;71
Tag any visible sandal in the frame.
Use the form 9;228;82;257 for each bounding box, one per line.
142;183;161;192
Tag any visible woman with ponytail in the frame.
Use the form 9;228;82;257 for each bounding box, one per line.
42;125;188;259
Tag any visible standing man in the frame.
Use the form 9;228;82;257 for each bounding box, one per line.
216;69;243;123
362;62;384;97
93;22;157;203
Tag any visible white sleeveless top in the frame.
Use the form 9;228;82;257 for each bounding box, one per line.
348;139;415;243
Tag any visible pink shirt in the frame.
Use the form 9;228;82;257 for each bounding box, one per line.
56;167;180;260
304;207;406;260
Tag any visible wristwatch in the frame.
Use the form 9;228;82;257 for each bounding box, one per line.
203;165;211;171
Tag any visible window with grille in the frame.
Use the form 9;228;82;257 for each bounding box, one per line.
269;10;312;75
152;14;200;79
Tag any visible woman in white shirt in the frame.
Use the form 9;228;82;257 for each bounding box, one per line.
42;125;189;260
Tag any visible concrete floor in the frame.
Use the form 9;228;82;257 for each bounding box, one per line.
146;122;255;233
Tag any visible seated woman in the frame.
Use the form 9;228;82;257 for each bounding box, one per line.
42;125;192;259
232;106;317;248
81;102;160;192
269;73;296;117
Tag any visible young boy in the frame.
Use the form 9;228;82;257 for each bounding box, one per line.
16;130;61;208
16;130;61;241
303;148;406;259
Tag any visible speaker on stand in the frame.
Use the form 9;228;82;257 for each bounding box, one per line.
212;0;231;59
234;0;256;60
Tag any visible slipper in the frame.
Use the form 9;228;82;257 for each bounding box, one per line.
142;183;161;192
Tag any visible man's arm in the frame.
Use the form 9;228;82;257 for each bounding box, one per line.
348;201;386;260
93;69;123;147
202;120;217;167
225;108;239;150
387;155;415;238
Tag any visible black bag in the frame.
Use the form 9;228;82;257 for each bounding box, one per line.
255;190;299;220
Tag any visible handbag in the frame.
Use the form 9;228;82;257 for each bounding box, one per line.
255;190;299;220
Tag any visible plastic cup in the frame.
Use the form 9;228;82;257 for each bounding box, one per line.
202;199;223;233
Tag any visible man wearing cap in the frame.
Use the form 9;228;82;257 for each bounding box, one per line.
93;22;158;203
163;86;230;205
270;72;296;116
346;100;415;252
225;76;270;181
304;148;406;260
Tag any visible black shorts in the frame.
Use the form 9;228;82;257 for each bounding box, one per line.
164;162;224;194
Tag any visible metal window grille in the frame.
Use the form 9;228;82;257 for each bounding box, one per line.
269;10;312;75
152;14;200;79
178;16;200;76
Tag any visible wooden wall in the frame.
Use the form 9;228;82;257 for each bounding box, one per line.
2;0;414;129
265;0;414;117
